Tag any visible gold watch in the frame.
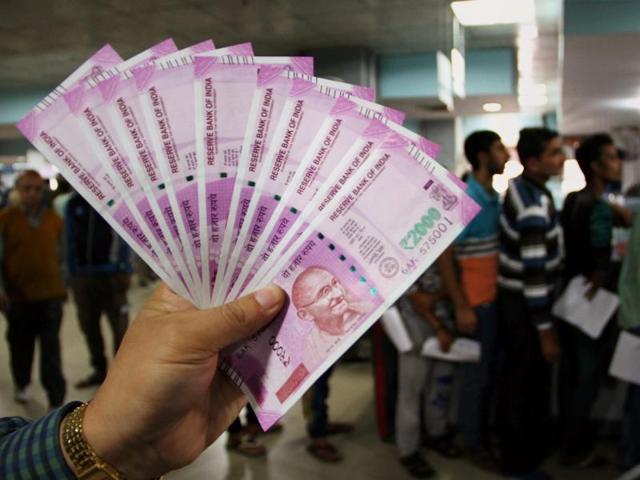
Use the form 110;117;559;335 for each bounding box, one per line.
61;403;127;480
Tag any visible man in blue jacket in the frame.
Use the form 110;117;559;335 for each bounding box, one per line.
64;192;132;388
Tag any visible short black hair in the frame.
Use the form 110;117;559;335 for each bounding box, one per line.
516;127;559;164
575;133;614;181
464;130;501;170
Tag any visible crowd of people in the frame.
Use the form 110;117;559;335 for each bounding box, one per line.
0;127;638;480
387;127;639;479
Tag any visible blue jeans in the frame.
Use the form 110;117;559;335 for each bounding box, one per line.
458;302;498;451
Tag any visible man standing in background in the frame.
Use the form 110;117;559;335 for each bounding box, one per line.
65;192;132;388
497;127;565;478
395;260;461;479
438;130;508;470
559;133;631;466
0;170;67;408
617;186;640;470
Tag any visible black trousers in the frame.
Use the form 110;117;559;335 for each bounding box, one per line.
5;299;66;406
71;275;129;375
558;320;616;458
303;366;334;438
497;289;553;475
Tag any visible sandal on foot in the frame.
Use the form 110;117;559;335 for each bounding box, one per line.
400;452;436;478
426;434;462;459
307;441;343;462
226;434;267;457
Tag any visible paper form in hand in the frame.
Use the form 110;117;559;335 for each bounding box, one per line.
552;275;619;339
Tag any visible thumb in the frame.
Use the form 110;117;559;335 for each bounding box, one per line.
177;284;286;353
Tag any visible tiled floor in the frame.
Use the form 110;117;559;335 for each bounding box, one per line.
0;281;621;479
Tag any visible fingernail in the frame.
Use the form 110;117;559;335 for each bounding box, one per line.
254;284;284;310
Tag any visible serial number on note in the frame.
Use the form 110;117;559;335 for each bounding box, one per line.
399;208;453;250
268;336;291;367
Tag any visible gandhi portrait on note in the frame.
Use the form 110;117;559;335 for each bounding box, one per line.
291;266;370;366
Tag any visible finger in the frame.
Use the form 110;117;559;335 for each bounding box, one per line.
177;284;286;352
146;282;198;315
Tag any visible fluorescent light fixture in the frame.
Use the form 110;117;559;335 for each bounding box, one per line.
483;102;503;112
49;177;59;191
437;51;454;111
451;0;535;26
451;48;466;98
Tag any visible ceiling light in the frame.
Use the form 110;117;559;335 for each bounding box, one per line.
451;0;535;26
483;102;503;112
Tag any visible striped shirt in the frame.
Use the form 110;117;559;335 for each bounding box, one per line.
0;403;79;479
498;175;563;329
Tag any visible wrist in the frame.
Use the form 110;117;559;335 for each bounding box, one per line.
83;402;154;480
61;402;157;480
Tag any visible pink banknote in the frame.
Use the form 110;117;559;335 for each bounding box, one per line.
50;40;218;305
89;40;218;305
213;69;375;305
221;131;479;429
193;56;314;305
228;96;406;300
133;42;254;305
84;38;178;89
242;121;440;295
17;45;192;299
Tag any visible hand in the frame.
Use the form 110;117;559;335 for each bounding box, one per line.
610;203;633;227
455;303;477;335
538;328;561;364
409;291;440;315
0;291;9;312
435;327;454;353
76;283;285;479
585;272;607;300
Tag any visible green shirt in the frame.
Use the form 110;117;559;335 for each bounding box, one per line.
619;215;640;330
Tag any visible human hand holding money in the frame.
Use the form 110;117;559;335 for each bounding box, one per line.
19;39;480;430
77;283;285;479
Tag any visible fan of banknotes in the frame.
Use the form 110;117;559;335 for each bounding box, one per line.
17;38;479;428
